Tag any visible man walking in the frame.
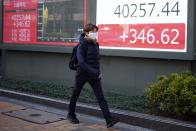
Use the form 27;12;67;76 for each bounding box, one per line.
67;24;120;128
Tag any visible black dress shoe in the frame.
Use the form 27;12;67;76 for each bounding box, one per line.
106;116;120;128
67;113;79;124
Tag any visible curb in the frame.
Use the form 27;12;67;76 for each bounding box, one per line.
0;89;196;131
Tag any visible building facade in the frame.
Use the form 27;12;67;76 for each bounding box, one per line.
0;0;196;96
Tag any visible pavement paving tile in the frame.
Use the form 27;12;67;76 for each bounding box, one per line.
0;97;154;131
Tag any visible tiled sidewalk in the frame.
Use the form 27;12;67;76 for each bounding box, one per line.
0;96;154;131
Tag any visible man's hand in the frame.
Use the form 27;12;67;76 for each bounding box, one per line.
98;74;102;79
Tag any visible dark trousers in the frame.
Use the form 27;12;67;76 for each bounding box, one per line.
68;72;112;121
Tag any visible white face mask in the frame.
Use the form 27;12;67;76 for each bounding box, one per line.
88;32;97;40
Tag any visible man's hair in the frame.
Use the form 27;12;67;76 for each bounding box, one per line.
84;23;98;33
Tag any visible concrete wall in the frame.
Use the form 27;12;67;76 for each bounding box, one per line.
4;50;191;96
192;61;196;75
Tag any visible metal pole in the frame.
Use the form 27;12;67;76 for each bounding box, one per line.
0;0;4;78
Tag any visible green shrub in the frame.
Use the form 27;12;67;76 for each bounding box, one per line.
145;71;196;117
0;78;148;113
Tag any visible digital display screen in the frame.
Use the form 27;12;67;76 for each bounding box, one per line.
3;0;189;53
3;0;85;46
97;0;188;52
